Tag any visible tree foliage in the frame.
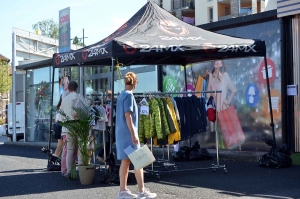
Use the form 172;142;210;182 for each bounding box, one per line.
32;19;85;47
72;36;84;46
32;19;59;39
0;60;12;95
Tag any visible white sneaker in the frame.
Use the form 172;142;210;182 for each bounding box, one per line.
116;190;138;199
137;188;157;199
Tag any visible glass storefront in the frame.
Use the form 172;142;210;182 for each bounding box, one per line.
162;20;281;151
25;66;79;142
84;65;158;100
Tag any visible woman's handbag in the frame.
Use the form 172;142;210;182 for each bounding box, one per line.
217;105;245;149
124;145;156;170
206;96;216;122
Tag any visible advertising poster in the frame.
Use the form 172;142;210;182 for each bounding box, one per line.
163;20;281;151
59;68;71;95
58;8;71;97
59;7;70;53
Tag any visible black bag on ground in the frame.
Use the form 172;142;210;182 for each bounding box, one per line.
173;141;212;161
172;146;191;161
189;141;212;161
41;147;61;171
258;139;292;168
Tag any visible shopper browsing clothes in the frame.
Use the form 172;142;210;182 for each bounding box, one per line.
60;81;87;178
115;72;157;199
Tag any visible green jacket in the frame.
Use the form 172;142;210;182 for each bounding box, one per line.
156;98;170;139
149;98;161;139
161;98;176;134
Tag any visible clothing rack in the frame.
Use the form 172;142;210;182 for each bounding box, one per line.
136;90;228;179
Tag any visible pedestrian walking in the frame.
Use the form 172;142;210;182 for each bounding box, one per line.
115;72;157;199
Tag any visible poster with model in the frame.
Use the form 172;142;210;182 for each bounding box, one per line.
162;20;281;151
59;68;71;95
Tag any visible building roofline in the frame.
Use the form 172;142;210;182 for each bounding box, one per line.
197;10;278;31
16;59;52;70
0;54;10;62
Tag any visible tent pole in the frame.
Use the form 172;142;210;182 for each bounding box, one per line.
110;58;115;154
183;64;191;146
183;65;188;92
264;56;276;148
48;66;55;150
109;57;115;184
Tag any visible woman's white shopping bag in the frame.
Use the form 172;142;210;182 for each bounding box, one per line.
124;145;156;170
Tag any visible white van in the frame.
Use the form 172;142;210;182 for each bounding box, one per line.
6;102;25;141
0;125;5;136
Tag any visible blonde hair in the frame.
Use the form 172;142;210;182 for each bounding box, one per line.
124;72;137;85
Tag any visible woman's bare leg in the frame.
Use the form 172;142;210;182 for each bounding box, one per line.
134;168;145;192
119;159;130;191
55;139;64;156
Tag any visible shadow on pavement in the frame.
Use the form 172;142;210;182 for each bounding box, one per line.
146;159;300;198
1;144;300;198
0;144;51;160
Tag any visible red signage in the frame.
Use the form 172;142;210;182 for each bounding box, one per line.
258;58;276;85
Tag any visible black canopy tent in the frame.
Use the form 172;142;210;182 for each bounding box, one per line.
50;1;276;151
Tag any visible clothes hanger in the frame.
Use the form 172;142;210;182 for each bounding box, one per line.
140;94;149;106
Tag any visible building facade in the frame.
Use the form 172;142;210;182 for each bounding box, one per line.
15;0;300;153
152;0;277;25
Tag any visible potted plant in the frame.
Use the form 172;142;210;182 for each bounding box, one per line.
59;100;98;185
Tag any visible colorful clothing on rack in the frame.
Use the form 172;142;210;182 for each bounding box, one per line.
161;98;176;134
156;98;170;139
149;98;161;139
165;98;181;144
195;75;204;98
138;101;151;141
174;96;207;141
170;97;180;120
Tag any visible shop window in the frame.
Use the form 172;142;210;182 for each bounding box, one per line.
32;67;51;84
209;7;213;23
26;82;55;142
225;7;229;15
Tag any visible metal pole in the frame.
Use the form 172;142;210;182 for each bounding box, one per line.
183;65;188;93
83;29;84;47
48;66;55;150
264;56;276;148
109;57;115;184
110;58;115;154
12;31;16;142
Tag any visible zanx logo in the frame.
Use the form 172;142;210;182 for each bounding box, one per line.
123;43;137;55
157;20;189;36
140;44;184;52
55;53;76;65
218;44;257;53
203;43;257;54
82;47;108;60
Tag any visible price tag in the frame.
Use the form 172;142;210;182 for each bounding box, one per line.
140;105;149;115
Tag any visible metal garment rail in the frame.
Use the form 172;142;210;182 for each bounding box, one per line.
137;90;228;179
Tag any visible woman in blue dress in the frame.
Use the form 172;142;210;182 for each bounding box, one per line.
115;72;157;199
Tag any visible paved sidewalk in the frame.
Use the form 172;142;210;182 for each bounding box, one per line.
1;143;300;199
3;138;265;162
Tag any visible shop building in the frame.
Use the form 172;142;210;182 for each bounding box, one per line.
15;1;299;154
17;61;158;142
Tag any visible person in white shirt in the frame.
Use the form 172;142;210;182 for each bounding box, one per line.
60;81;86;178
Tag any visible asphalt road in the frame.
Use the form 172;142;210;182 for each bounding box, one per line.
0;136;300;199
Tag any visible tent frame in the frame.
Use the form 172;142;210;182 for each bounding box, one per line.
47;0;276;182
47;55;275;182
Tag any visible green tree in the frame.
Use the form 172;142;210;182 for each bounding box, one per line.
32;19;59;39
0;60;12;95
72;36;84;46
